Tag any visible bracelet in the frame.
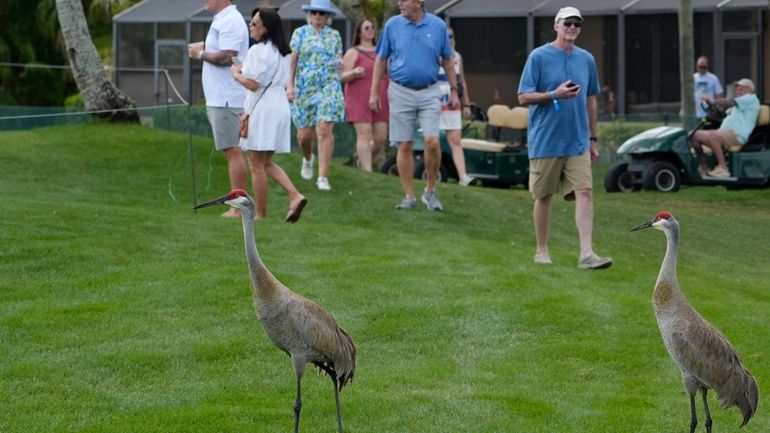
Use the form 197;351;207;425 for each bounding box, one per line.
450;86;459;92
589;136;597;141
197;51;204;60
550;90;560;112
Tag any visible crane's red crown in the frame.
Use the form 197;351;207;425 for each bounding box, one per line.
656;211;672;221
229;188;249;198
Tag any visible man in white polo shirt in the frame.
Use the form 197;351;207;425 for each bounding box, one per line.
188;0;249;218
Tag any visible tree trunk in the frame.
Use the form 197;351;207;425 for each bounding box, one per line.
678;0;695;128
56;0;138;122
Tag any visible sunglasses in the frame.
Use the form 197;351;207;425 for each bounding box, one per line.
310;10;326;16
362;25;374;31
563;21;582;28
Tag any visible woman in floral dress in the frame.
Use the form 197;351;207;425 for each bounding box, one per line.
287;0;344;191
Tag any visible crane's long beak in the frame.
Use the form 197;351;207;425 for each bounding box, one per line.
630;219;654;232
193;193;230;210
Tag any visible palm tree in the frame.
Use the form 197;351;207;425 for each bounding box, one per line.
56;0;138;121
334;0;398;29
678;0;695;129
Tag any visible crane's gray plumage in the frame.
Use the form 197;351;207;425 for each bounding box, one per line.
632;211;758;433
195;189;356;433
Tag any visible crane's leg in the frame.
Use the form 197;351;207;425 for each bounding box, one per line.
331;377;343;433
293;375;302;433
292;358;306;433
701;389;712;433
689;394;698;433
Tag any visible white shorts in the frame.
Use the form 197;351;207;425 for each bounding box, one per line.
439;109;462;131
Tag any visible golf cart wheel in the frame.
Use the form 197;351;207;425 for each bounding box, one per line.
379;156;398;176
414;159;448;182
641;161;681;192
604;162;638;193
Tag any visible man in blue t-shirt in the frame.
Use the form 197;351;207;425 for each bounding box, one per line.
369;0;459;212
693;56;724;118
517;6;612;270
691;78;760;178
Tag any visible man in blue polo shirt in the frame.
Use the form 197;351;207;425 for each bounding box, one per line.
370;0;459;211
518;6;612;269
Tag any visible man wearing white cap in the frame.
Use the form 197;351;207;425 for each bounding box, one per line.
691;78;760;178
518;6;612;269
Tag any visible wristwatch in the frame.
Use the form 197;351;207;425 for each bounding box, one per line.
197;51;204;60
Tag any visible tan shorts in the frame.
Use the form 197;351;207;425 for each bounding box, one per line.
714;129;742;151
529;151;592;201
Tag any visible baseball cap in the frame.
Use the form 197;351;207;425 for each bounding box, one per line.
555;7;583;22
735;78;755;91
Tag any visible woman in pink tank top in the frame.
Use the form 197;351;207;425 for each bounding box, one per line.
341;19;389;171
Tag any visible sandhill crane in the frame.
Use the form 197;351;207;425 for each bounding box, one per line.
194;189;357;433
631;211;759;433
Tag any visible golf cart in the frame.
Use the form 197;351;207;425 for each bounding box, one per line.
379;104;530;189
604;102;770;192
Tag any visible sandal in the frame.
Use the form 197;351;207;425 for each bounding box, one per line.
285;197;307;223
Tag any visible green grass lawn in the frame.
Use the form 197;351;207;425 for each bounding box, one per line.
1;123;768;433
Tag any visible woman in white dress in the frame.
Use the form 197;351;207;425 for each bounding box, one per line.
232;8;307;222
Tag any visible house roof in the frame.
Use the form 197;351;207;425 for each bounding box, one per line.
113;0;311;23
442;0;770;18
114;0;769;23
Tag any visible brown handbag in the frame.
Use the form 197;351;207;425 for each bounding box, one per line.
239;113;249;138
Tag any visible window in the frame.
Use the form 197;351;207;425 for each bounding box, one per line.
626;14;679;105
722;10;758;33
452;18;527;74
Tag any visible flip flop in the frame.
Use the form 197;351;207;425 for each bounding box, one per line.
285;197;307;223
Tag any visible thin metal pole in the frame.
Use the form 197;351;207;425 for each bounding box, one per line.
187;103;198;210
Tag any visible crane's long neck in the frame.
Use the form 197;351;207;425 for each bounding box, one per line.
654;224;684;311
657;226;679;285
241;215;281;300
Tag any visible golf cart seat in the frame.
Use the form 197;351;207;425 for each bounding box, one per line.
460;105;529;152
739;104;770;152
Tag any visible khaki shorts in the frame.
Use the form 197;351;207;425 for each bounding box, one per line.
714;129;742;151
529;151;592;201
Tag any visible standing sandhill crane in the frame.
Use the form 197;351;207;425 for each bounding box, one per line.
195;189;356;433
631;211;759;433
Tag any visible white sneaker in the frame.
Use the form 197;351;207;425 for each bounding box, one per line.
316;177;331;191
578;253;613;269
301;155;314;180
534;252;553;265
459;175;475;187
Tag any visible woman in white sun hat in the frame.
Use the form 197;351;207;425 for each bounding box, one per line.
287;0;345;191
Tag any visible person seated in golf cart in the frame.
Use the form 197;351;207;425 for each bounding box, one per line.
691;78;760;178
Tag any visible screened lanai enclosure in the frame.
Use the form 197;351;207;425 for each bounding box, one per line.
113;0;770;113
441;0;769;113
112;0;349;107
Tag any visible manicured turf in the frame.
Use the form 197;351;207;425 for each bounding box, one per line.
1;123;768;432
